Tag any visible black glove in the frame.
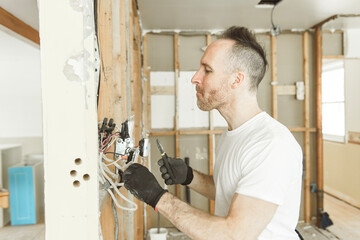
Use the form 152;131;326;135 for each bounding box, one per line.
123;163;167;209
158;157;193;185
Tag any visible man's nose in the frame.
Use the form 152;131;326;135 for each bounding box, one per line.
191;69;201;85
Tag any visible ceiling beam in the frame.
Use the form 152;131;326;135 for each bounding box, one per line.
0;7;40;45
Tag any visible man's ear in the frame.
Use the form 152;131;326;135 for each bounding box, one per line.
231;72;245;89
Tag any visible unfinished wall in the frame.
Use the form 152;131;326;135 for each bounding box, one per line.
324;58;360;208
146;30;319;226
0;30;42;157
322;30;360;208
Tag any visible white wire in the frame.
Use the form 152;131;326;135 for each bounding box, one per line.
99;152;137;211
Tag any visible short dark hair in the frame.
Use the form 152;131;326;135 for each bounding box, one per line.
220;26;268;91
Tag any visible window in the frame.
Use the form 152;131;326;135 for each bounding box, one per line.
322;59;345;142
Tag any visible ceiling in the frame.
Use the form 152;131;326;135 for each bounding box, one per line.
0;0;360;32
138;0;360;31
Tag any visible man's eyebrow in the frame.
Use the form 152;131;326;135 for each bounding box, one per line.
201;62;213;70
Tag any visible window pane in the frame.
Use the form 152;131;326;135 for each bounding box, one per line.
322;68;344;103
322;103;345;137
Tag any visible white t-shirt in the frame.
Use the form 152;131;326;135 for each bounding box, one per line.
213;112;302;240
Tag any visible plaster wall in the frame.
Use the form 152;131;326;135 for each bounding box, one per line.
0;30;43;156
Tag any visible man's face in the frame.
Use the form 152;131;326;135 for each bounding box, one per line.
191;40;234;111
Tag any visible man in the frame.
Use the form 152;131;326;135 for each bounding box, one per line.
123;26;303;240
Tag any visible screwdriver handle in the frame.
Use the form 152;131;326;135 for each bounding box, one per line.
161;153;175;181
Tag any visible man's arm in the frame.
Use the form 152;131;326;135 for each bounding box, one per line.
188;170;215;200
157;192;278;240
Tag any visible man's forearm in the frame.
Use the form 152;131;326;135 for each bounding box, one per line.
188;169;215;200
157;192;231;240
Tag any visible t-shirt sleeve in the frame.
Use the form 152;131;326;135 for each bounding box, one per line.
235;138;302;205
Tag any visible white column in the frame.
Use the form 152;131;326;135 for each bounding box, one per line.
38;0;99;239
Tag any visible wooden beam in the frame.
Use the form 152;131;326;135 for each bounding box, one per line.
143;34;151;133
0;7;40;45
277;85;296;95
348;131;360;145
303;31;311;223
270;35;278;119
206;34;215;214
311;15;339;29
322;55;344;59
315;27;324;227
150;86;174;95
174;33;181;198
97;1;119;239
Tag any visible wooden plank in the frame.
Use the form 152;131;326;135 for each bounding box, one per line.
143;34;152;133
0;7;40;45
311;14;339;29
173;33;181;198
132;0;145;237
277;85;296;95
120;0;127;122
303;31;311;223
97;1;119;239
150;86;175;95
348;131;360;145
150;131;177;136
270;35;278;119
289;127;317;132
322;55;344;59
315;27;324;227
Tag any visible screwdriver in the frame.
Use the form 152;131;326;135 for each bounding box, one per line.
156;139;175;183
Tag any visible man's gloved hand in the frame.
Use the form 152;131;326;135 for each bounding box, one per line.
158;157;193;185
123;163;167;209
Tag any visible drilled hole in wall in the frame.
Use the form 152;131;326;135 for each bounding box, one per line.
74;158;82;165
73;180;80;187
83;174;90;181
70;170;77;177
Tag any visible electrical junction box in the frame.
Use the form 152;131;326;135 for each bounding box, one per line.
296;81;305;100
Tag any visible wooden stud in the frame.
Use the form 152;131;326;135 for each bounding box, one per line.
142;33;152;230
120;0;127;122
315;27;324;227
303;31;311;223
0;7;40;45
270;35;278;120
143;34;152;133
150;128;315;136
348;131;360;145
206;34;215;214
322;55;344;59
97;1;118;239
277;85;296;95
173;34;181;198
150;86;175;95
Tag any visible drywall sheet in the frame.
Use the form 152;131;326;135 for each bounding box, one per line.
150;71;175;129
179;35;206;71
0;30;42;138
345;59;360;132
323;32;343;56
178;71;209;128
256;34;272;115
38;0;99;239
151;71;228;129
147;34;174;71
277;34;304;127
345;29;360;58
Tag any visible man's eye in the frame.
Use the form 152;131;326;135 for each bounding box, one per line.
205;68;211;73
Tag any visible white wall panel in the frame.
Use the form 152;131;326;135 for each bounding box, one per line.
178;71;209;128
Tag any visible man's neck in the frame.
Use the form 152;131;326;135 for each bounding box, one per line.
218;95;262;131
